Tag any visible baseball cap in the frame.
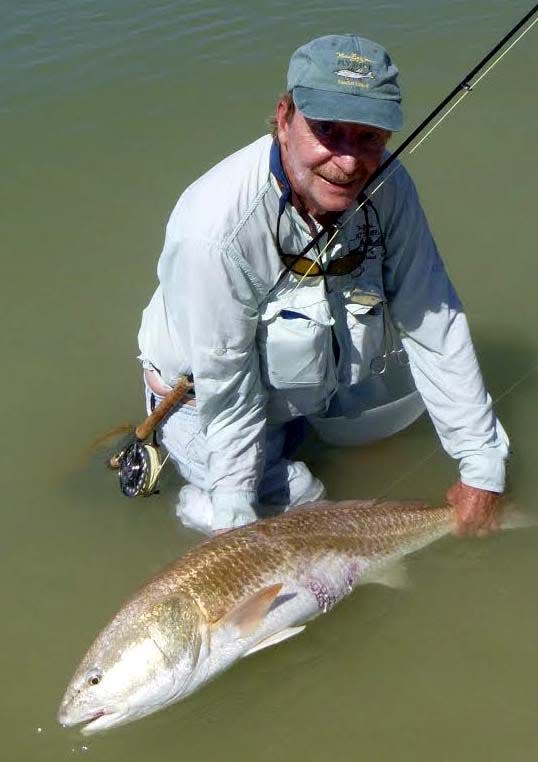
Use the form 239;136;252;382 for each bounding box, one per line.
287;34;403;131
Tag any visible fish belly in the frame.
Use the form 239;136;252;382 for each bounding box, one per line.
201;552;368;682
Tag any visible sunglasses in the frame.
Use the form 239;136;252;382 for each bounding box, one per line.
276;195;371;278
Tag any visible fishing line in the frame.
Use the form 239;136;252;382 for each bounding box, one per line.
281;7;537;497
379;363;538;499
408;15;538;155
290;6;538;290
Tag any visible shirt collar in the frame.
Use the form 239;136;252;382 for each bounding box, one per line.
269;139;292;214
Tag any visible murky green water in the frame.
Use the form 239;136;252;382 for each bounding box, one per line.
2;1;537;760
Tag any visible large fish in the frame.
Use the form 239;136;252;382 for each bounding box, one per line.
57;498;523;734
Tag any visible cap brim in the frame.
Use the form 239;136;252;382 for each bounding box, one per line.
293;86;403;132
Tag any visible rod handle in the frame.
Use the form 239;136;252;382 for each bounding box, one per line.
135;376;193;441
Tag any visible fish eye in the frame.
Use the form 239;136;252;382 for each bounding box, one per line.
86;668;102;687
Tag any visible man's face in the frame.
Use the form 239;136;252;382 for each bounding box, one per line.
276;100;391;220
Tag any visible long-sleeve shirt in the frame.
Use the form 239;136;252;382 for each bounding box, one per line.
138;134;509;528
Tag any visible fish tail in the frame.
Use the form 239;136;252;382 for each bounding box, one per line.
499;502;536;530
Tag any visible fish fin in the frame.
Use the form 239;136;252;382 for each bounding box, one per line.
500;504;536;530
362;560;409;589
296;499;377;512
214;583;283;637
269;592;298;612
244;626;306;656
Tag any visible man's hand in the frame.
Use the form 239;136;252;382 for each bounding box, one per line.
446;481;500;537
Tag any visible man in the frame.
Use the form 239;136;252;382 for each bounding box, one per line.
138;34;508;535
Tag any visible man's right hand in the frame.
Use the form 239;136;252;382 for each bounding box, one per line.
446;481;500;537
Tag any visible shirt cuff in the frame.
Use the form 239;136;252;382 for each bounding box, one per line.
459;452;507;493
210;490;258;531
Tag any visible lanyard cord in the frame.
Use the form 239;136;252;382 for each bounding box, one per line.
271;138;335;263
271;137;372;278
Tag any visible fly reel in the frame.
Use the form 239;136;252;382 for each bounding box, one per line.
109;375;192;498
117;442;162;497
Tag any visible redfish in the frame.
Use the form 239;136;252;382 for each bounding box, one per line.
58;498;525;734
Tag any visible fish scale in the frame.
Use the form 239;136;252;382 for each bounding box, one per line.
137;499;453;623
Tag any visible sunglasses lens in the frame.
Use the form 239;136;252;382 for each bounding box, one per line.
282;255;322;276
327;252;365;275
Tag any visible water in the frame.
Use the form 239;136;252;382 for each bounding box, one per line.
1;1;537;760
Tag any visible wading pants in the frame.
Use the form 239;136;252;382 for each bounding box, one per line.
145;386;325;534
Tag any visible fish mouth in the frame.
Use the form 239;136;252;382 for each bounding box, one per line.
80;710;123;735
58;707;124;735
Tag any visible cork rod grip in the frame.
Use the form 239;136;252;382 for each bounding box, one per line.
135;376;193;441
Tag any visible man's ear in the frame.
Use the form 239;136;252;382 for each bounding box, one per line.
276;99;291;145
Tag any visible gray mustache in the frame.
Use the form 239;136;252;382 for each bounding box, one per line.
316;171;365;184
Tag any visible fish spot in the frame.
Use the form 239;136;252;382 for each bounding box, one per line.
309;581;337;613
345;562;361;593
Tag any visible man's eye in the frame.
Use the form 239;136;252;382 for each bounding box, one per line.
312;121;335;138
363;130;390;145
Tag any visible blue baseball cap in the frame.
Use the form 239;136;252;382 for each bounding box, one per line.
287;34;403;131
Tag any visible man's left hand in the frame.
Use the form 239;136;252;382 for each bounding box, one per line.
446;481;500;537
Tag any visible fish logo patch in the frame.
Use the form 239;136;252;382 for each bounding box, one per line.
334;67;375;80
334;53;375;87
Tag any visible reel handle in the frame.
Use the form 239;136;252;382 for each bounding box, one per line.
135;375;193;441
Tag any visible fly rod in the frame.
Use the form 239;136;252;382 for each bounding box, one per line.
293;4;538;285
364;3;538;194
110;6;537;494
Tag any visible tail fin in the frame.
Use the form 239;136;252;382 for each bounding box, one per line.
499;503;536;530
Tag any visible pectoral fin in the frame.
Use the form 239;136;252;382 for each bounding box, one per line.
214;583;283;637
244;626;306;656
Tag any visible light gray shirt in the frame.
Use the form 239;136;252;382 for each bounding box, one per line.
138;134;509;528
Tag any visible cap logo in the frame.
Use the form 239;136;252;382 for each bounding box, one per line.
334;67;375;80
334;51;375;86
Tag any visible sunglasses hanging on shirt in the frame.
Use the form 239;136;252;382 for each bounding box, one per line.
270;139;371;278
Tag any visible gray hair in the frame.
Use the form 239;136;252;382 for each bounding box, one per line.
268;91;296;138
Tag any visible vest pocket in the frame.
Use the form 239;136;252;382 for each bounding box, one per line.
258;296;335;389
345;295;385;384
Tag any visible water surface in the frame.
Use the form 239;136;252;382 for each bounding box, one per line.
2;2;537;760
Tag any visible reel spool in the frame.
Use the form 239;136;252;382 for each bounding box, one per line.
117;442;162;497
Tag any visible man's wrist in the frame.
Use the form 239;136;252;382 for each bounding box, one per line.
459;454;506;494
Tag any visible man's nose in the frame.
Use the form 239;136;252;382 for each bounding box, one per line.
332;151;364;175
333;144;380;174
